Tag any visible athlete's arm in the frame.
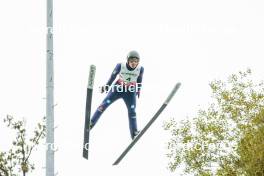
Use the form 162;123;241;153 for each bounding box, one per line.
136;67;144;97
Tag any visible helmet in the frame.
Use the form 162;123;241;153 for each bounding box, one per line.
127;50;140;61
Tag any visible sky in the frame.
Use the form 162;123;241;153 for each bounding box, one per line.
0;0;264;175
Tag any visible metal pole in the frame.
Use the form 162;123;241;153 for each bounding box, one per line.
46;0;54;174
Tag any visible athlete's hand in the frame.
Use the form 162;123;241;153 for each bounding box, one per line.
101;85;109;93
136;91;140;98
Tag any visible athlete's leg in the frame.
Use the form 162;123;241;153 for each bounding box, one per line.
90;91;120;129
123;92;139;139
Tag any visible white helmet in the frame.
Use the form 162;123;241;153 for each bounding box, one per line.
127;50;140;61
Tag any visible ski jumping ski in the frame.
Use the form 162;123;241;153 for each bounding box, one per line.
82;65;96;159
113;82;181;165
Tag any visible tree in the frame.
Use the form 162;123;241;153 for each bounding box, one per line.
234;109;264;175
0;115;46;176
164;69;264;175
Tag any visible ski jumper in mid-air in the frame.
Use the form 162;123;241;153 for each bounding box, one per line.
90;51;144;139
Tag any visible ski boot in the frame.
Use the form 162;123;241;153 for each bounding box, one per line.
132;130;140;140
89;122;95;130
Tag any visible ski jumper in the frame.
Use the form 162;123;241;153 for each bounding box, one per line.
90;63;144;139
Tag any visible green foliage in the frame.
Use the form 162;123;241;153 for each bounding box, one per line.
235;109;264;175
164;69;264;175
0;116;46;176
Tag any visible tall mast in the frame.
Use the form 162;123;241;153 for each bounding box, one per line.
46;0;54;175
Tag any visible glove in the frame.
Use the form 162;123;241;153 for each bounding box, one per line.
136;91;140;98
101;85;109;93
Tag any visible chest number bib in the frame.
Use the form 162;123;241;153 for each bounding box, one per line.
118;63;141;86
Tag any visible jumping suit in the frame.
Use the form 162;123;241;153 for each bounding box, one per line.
90;63;144;139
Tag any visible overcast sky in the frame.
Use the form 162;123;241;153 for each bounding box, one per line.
0;0;264;175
